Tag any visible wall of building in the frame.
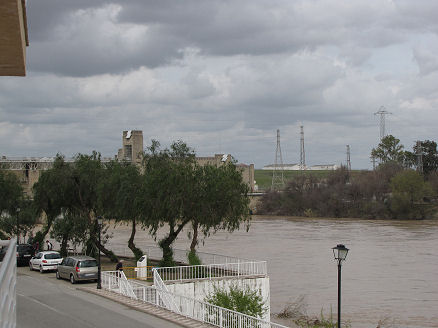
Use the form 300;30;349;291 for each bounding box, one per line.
166;276;270;321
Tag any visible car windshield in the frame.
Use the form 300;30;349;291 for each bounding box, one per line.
78;260;97;267
45;253;61;259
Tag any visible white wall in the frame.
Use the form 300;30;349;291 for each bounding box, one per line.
166;277;270;321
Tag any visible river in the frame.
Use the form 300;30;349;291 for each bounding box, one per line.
106;216;438;328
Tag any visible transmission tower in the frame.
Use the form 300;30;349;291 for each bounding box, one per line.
416;140;423;173
300;126;305;170
346;145;351;171
370;155;376;170
374;106;392;140
271;129;285;189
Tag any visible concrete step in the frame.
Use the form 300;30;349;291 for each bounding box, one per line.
79;286;212;328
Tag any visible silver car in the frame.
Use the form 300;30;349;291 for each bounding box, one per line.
56;255;98;284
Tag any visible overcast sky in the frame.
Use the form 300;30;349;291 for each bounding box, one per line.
1;0;438;169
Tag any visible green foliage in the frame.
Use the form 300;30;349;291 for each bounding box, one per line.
187;250;202;265
259;163;437;220
371;135;406;165
389;170;434;219
205;284;267;318
0;170;22;215
143;140;250;264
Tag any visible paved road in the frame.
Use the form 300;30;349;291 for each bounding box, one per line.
17;266;183;328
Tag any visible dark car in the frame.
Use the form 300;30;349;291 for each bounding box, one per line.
16;244;35;266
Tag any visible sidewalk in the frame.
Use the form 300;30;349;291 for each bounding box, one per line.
80;286;212;328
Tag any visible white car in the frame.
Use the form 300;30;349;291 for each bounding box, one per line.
29;251;63;273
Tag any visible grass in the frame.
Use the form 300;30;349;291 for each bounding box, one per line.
254;170;332;191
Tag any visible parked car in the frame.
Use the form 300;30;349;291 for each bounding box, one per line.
29;251;63;273
16;244;35;266
56;255;98;284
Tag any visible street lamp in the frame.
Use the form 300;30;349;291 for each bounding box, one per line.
97;217;103;289
332;244;349;328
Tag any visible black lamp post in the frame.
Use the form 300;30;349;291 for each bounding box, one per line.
97;217;103;289
332;244;349;328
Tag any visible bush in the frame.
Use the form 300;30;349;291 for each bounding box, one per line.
204;284;267;318
187;250;202;265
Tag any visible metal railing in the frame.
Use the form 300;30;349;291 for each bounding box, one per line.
152;269;181;314
0;239;17;328
101;271;136;299
101;270;288;328
155;261;267;282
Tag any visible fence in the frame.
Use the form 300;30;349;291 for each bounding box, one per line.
101;270;288;328
0;239;17;328
155;261;267;282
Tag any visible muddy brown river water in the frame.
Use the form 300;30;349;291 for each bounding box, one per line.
104;216;438;328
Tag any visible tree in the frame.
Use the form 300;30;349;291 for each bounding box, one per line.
188;162;250;254
142;140;250;266
371;135;406;165
413;140;438;175
0;170;36;240
32;154;75;246
98;161;146;260
142;140;197;266
390;170;434;219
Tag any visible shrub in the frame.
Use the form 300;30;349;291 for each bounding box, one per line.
204;284;267;318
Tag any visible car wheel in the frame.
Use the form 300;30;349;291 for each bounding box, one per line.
56;271;61;280
39;265;44;273
70;274;76;284
29;262;33;271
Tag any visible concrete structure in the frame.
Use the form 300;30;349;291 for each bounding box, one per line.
308;164;339;170
0;0;29;76
263;163;302;170
116;130;144;165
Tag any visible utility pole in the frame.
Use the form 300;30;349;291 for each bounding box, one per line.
300;125;305;171
374;106;392;140
416;140;423;173
271;129;285;189
346;145;351;171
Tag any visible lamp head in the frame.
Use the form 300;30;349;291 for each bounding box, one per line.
332;244;349;262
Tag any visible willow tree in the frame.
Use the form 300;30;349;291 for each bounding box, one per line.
33;154;75;246
98;160;145;260
142;140;250;266
188;162;250;255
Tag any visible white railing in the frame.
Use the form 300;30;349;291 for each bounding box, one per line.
155;261;267;282
152;269;181;314
0;239;17;328
101;270;288;328
101;271;137;299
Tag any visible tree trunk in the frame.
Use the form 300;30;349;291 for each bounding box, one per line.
190;221;199;253
128;218;143;261
60;235;68;257
159;219;190;266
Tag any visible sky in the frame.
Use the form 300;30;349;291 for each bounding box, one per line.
1;0;438;169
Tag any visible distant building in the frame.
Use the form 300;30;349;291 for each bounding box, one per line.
262;164;303;170
308;164;339;170
116;130;143;165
